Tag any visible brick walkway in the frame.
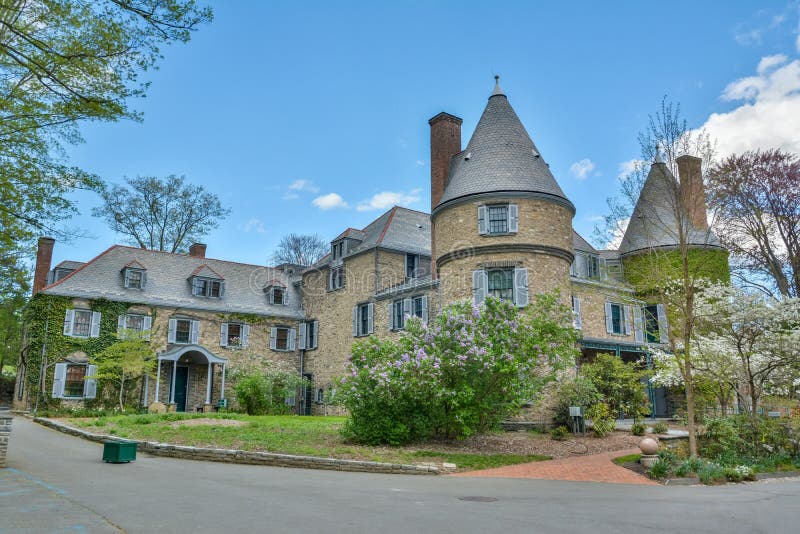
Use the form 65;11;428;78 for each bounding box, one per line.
451;448;657;485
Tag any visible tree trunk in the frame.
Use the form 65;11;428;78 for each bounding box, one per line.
119;375;126;412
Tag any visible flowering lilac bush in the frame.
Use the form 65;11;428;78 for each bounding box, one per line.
338;293;579;445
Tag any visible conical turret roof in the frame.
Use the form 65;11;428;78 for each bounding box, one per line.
436;81;572;211
619;161;721;255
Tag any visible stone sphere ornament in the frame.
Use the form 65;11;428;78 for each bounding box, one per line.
639;437;659;455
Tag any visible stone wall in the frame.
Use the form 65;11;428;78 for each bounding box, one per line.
570;280;637;344
0;414;10;468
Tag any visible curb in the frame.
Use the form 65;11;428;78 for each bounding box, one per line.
33;417;440;476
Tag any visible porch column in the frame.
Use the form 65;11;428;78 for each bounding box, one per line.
169;360;177;404
221;363;226;400
154;359;162;402
205;361;212;404
143;373;150;407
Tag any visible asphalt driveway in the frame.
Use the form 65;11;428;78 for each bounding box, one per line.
2;415;799;534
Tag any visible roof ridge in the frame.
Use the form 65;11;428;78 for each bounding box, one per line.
112;244;273;270
376;206;398;245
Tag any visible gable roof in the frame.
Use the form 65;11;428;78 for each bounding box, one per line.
573;230;597;254
190;264;225;280
619;161;722;256
436;82;572;211
42;246;303;318
54;260;85;271
313;206;431;268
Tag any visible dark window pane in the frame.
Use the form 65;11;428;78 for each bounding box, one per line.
227;323;242;346
644;305;660;343
64;365;86;397
394;301;404;329
273;289;283;304
360;305;369;335
488;269;513;301
73;310;92;337
125;314;144;332
488;205;508;234
276;328;288;350
413;297;423;318
611;304;623;334
175;319;191;343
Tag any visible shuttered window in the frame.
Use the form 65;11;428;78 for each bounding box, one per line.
124;268;146;289
479;204;518;235
488;269;514;301
63;364;87;397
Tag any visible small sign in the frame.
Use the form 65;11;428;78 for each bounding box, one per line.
569;406;583;417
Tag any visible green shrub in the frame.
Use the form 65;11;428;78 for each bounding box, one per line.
649;457;673;479
233;367;306;416
550;426;571;441
631;422;646;436
657;449;678;465
586;402;615;437
700;416;794;465
338;295;579;444
580;353;650;419
651;422;669;434
723;465;755;482
551;375;602;428
675;457;705;477
698;463;727;484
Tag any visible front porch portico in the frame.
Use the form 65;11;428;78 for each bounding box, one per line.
152;345;227;412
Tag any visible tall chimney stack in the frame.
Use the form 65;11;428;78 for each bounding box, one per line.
33;237;55;294
189;243;207;258
676;155;709;231
429;112;462;211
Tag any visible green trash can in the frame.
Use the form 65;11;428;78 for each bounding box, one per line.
103;440;137;463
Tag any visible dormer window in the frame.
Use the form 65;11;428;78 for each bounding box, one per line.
571;253;601;279
332;240;345;260
189;264;225;298
192;277;223;297
122;261;147;290
266;281;288;305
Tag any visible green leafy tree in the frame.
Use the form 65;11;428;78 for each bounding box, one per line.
0;0;212;290
91;330;155;410
580;353;650;420
92;175;230;252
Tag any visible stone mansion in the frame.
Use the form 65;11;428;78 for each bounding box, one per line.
14;79;724;417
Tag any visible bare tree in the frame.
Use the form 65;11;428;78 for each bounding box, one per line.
598;97;724;457
272;233;327;266
93;175;230;253
706;149;800;298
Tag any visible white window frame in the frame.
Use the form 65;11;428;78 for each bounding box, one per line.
117;313;152;340
63;309;101;338
329;267;344;291
52;362;97;400
269;326;296;352
605;302;629;336
169;318;199;345
220;322;249;348
123;268;146;289
478;203;518;236
268;286;287;305
353;302;374;337
191;277;224;298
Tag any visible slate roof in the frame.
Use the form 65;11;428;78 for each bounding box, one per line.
573;230;597;254
54;260;85;271
41;246;303;318
619;161;722;256
313;206;431;268
437;82;571;210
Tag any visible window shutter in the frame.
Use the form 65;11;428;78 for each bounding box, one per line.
633;306;644;343
473;270;487;305
572;296;582;330
353;306;358;337
478;205;487;235
241;324;250;347
570;258;577;277
269;327;277;350
623;305;632;335
117;315;126;337
90;311;101;338
605;302;614;334
657;304;669;342
47;271;54;286
403;298;412;319
268;287;275;304
514;267;529;307
219;281;226;297
367;302;374;334
141;271;148;289
421;295;429;323
167;318;177;343
388;303;394;330
190;320;200;344
220;323;228;347
124;269;131;287
289;328;297;351
508;204;519;233
52;363;67;399
63;309;75;336
298;322;307;350
84;365;98;399
142;316;152;341
283;289;289;305
311;321;318;349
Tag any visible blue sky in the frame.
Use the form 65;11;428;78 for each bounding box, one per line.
57;0;800;267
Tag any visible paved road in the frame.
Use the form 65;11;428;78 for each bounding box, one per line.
2;415;799;534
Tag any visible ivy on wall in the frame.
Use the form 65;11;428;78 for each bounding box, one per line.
622;248;730;298
22;294;146;410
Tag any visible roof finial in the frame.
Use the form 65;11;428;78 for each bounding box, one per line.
492;74;504;96
654;144;664;164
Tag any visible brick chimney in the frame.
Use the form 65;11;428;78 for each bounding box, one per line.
676;155;708;231
33;237;55;294
429;112;462;211
189;243;207;258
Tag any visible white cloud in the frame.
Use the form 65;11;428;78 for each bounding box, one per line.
796;33;800;53
698;55;800;157
416;160;425;166
569;158;595;180
312;193;349;210
241;218;267;234
617;159;645;179
356;189;421;212
288;179;319;193
606;217;629;249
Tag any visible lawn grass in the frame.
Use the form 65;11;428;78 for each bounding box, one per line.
612;453;642;465
63;413;551;470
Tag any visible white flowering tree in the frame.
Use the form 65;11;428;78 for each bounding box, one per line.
654;283;800;420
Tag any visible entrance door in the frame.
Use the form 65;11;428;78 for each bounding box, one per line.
174;366;189;412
